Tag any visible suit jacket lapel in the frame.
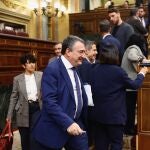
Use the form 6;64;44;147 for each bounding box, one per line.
58;59;75;99
18;73;28;100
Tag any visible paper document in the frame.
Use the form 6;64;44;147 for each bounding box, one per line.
84;84;94;106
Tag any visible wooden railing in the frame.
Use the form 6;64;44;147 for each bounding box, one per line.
69;7;148;42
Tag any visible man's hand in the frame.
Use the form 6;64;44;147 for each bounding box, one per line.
67;123;86;136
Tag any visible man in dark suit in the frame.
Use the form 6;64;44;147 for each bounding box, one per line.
126;7;148;57
78;40;97;150
138;6;148;29
89;44;148;150
126;8;148;35
48;42;62;63
31;35;88;150
78;40;98;83
99;19;122;63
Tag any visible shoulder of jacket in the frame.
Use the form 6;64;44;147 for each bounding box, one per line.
127;45;140;51
35;71;43;74
14;73;24;79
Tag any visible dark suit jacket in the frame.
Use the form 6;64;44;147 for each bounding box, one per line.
135;0;143;7
89;64;144;125
32;58;88;148
99;34;122;61
78;59;92;83
126;17;147;35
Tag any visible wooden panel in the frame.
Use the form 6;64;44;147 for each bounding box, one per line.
69;8;131;36
138;133;150;150
18;41;30;47
0;71;22;85
138;88;150;131
37;50;53;71
0;33;56;85
138;73;150;150
69;7;148;41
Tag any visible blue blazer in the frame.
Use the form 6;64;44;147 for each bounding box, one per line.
78;59;92;83
99;34;122;60
78;58;99;83
99;35;121;52
32;58;88;148
89;64;144;125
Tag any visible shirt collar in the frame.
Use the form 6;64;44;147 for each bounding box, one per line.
103;33;111;39
61;55;73;70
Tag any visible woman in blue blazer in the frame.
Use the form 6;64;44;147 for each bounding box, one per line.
89;44;147;150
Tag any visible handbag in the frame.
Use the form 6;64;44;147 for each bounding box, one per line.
0;121;13;150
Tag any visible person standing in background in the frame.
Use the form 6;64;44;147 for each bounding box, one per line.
138;6;149;30
78;40;98;83
104;0;112;9
108;8;134;61
99;19;122;63
84;40;97;64
49;42;62;63
32;35;88;150
126;8;148;57
89;44;148;150
123;0;129;9
6;53;43;150
135;0;143;7
121;34;150;135
78;40;97;150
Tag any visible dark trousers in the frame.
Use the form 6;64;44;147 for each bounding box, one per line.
18;102;40;150
94;123;124;150
87;106;95;147
124;91;137;135
30;138;61;150
31;133;88;150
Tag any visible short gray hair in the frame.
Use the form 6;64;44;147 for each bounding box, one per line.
61;35;85;55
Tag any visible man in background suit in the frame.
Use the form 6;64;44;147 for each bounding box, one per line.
32;35;88;150
49;42;62;63
78;40;97;150
78;40;98;83
99;19;121;63
126;7;148;57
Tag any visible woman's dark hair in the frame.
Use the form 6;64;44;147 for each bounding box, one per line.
20;53;37;65
99;44;119;65
125;34;146;54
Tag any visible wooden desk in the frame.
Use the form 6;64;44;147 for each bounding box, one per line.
138;71;150;150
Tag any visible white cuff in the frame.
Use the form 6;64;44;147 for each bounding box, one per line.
138;72;145;77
